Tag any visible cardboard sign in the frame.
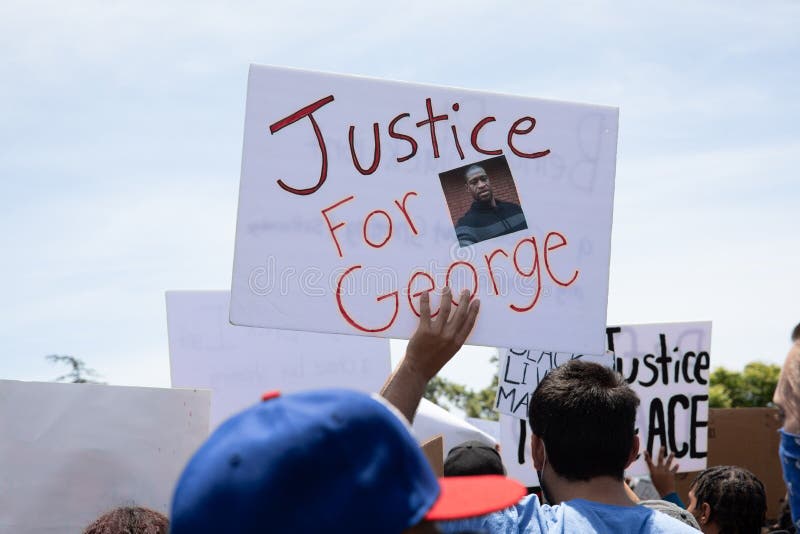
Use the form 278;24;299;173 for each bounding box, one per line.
230;65;619;353
496;349;615;418
0;380;210;534
166;290;391;428
675;408;784;520
421;435;445;477
499;322;711;478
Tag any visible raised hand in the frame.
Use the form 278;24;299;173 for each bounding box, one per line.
381;287;480;422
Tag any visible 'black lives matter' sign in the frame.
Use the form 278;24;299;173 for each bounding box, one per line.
497;322;710;477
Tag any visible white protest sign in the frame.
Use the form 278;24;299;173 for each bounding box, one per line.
0;380;209;534
166;290;391;428
498;322;711;479
230;65;619;354
611;322;711;475
500;413;540;487
413;398;497;455
496;349;615;418
466;417;500;443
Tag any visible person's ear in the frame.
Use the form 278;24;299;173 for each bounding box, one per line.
625;434;640;469
531;434;546;470
698;502;711;525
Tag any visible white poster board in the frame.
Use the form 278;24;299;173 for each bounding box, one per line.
496;349;614;418
0;380;210;534
231;65;619;354
499;322;711;479
414;398;497;455
500;413;540;487
466;417;500;443
611;322;711;475
166;291;391;428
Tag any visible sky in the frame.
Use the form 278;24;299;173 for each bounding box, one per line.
1;0;798;392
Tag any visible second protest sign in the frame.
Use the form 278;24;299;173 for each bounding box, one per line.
497;321;711;477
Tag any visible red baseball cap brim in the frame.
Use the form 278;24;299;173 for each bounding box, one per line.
424;475;526;521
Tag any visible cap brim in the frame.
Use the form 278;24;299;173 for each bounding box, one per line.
424;475;526;521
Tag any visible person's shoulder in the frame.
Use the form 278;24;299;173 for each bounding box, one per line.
562;499;696;533
638;499;700;530
496;199;523;213
437;494;546;534
648;509;700;533
456;205;480;226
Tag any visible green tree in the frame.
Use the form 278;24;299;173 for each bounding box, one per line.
708;362;780;408
424;354;499;421
425;356;781;416
708;383;732;408
46;354;103;384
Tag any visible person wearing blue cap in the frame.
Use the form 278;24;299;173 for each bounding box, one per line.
382;289;699;533
170;287;523;534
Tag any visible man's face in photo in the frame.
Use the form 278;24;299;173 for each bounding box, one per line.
466;166;492;203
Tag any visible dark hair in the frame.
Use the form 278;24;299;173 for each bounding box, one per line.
84;507;169;534
690;465;766;534
792;322;800;342
464;164;486;181
528;360;639;481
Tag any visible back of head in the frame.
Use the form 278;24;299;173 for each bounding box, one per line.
528;360;639;481
83;507;168;534
792;322;800;342
444;440;505;477
690;465;766;534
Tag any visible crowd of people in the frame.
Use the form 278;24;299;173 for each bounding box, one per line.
81;290;800;533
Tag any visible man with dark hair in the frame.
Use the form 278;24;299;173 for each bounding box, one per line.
454;164;527;247
687;466;766;533
382;289;697;532
528;360;641;503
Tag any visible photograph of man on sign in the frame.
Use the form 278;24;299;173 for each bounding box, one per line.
439;155;528;247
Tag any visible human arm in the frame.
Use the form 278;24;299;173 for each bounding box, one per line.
774;342;800;435
380;288;480;423
775;342;800;525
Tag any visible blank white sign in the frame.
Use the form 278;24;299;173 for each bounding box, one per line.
0;380;210;534
166;290;391;428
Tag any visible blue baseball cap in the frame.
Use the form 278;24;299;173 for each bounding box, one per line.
171;389;524;534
